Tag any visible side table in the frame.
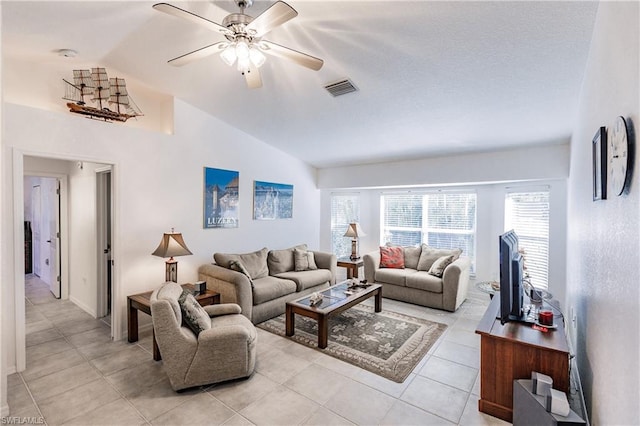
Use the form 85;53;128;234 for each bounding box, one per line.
336;257;364;279
127;283;220;360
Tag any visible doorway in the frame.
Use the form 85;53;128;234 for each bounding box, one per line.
24;176;61;298
96;168;113;320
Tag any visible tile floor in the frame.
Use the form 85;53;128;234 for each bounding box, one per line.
6;274;510;425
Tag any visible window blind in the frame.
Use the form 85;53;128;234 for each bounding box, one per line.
505;191;550;290
381;192;477;272
331;193;360;258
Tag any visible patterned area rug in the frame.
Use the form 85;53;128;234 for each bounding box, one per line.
257;305;447;383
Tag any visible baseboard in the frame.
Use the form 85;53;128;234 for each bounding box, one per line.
69;296;97;318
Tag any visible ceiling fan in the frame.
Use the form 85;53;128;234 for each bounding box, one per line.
153;0;324;88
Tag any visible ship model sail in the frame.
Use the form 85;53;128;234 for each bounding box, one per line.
63;68;143;122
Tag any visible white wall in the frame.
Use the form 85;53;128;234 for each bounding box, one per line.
566;2;639;423
1;99;320;375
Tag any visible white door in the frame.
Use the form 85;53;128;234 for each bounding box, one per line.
47;179;61;298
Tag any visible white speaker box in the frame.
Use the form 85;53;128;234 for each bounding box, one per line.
546;388;571;417
532;371;553;395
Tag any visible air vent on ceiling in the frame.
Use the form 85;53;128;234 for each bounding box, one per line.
324;79;358;97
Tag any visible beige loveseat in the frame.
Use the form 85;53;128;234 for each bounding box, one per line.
198;245;336;324
363;245;470;312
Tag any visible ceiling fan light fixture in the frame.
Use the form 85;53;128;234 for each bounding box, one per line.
220;45;237;66
249;46;266;68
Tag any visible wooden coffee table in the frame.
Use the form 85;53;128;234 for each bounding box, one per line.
286;281;382;349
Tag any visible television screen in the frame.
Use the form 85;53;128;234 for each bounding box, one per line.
498;230;525;324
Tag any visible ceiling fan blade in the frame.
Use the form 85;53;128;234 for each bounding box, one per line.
244;65;263;89
259;40;324;71
153;3;232;36
168;42;228;66
246;1;297;37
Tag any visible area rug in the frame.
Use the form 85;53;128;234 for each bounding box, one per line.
257;305;447;383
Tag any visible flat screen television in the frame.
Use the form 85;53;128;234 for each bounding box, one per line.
498;230;525;324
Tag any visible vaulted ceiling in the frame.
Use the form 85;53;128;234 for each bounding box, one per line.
2;1;599;168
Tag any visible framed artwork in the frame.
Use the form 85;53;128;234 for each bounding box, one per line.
203;167;239;228
253;180;293;220
592;126;607;201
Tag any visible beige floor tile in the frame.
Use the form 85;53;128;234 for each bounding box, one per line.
21;348;85;382
7;373;23;388
62;398;147;425
433;340;480;369
25;318;54;335
90;345;150;376
37;378;121;425
57;317;108;337
207;373;278;412
240;385;320;426
472;373;481;396
25;327;63;347
65;326;112;348
7;380;37;414
400;375;469;423
350;368;416;399
151;392;235;425
418;356;478;392
459;394;510;426
381;400;454;425
302;407;355;425
254;347;311;384
104;360;168;398
445;328;481;349
284;363;351;405
312;352;363;379
26;338;74;364
28;362;101;402
222;414;255;426
76;337;131;360
126;377;201;421
324;378;396;425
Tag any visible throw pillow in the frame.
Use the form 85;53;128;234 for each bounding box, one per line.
403;245;422;269
379;246;405;269
229;260;254;288
294;248;318;271
177;290;211;336
428;255;455;278
214;247;269;279
267;244;307;274
417;245;462;271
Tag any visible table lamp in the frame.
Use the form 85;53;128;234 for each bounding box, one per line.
344;222;366;260
152;229;192;282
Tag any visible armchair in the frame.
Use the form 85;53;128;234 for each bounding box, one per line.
150;282;257;391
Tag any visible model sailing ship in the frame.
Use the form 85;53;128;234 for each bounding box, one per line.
63;68;142;122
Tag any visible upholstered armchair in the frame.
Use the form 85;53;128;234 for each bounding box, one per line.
150;282;257;391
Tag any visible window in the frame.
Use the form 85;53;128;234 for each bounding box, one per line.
381;192;477;271
331;193;360;258
505;190;550;290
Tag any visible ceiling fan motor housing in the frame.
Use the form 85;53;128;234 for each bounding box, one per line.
222;13;257;41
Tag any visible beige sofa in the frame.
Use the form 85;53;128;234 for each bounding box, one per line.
363;245;470;312
198;245;336;324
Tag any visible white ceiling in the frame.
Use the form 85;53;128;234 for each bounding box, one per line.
2;1;599;168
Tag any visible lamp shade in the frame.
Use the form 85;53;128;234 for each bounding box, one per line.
344;223;366;238
152;232;192;259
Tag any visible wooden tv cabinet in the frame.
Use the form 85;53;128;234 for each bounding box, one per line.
475;294;570;422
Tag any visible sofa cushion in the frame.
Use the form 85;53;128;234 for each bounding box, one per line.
406;271;444;293
275;269;332;291
375;268;417;286
294;248;318;271
380;246;405;268
417;245;462;271
267;244;307;275
428;255;455;278
403;245;422;270
252;276;297;305
214;248;269;279
178;290;211;336
229;260;254;288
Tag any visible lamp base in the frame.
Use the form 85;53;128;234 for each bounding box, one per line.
350;238;359;261
165;259;178;282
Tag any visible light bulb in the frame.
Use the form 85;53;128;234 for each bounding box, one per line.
249;46;266;68
235;40;250;60
237;56;250;74
220;45;237;66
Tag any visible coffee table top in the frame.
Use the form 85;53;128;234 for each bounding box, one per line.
288;281;381;312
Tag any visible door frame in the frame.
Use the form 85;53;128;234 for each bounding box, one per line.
96;166;112;319
12;149;121;371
